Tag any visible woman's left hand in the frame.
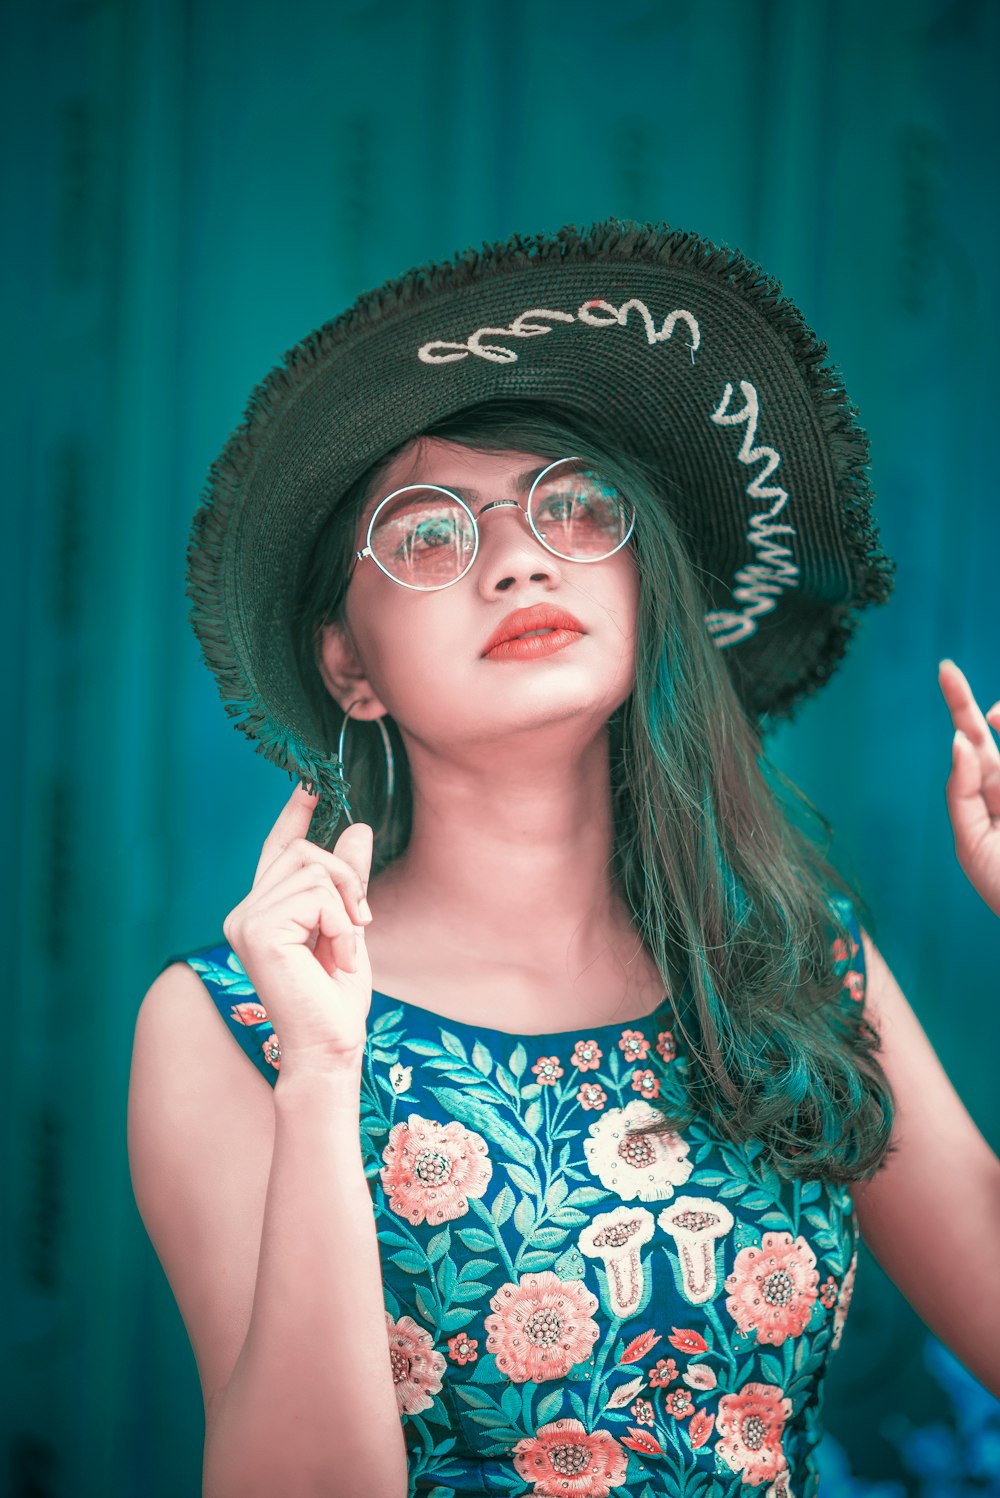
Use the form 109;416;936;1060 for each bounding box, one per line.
939;659;1000;917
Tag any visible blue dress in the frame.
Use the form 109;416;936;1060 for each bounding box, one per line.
164;901;865;1498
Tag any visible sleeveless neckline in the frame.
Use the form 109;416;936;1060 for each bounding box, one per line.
368;985;673;1040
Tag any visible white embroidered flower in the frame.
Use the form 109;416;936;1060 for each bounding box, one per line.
389;1062;412;1095
583;1100;692;1202
658;1195;735;1306
578;1205;656;1319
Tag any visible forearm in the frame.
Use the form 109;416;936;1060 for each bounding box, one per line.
203;1066;408;1498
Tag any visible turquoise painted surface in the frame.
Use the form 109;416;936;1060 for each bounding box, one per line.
6;2;998;1494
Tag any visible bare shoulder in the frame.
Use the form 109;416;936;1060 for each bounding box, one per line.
127;959;275;1430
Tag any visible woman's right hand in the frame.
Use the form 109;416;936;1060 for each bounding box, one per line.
223;781;375;1077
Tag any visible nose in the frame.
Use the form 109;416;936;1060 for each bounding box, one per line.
473;499;562;592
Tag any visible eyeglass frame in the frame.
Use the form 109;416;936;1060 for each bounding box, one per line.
345;454;637;592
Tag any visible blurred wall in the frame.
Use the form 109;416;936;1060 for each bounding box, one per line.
5;1;999;1495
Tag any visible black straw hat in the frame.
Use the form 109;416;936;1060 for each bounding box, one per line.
186;218;895;846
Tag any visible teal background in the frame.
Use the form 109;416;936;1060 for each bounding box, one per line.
5;1;999;1495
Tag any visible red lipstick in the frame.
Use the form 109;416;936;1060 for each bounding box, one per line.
482;603;586;658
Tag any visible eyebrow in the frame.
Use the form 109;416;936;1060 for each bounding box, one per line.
363;464;551;521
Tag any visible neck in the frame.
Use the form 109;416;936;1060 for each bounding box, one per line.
372;722;639;977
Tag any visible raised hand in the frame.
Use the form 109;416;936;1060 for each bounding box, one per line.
222;781;375;1077
939;659;1000;918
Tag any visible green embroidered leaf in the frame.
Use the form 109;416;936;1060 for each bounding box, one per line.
804;1207;832;1233
495;1069;521;1104
524;1101;544;1136
535;1388;563;1424
457;1258;497;1282
759;1354;784;1386
402;1038;445;1057
492;1184;516;1226
439;1307;479;1333
456;1227;496;1253
742;1193;775;1211
426;1228;452;1265
454;1386;496;1410
545;1177;569;1211
520;1082;543;1100
693;1172;726;1187
436;1256;457;1300
554;1207;590;1228
415;1287;437;1324
507;1163;540;1196
472;1040;493;1077
428;1087;537;1169
531;1225;570;1250
371;1047;396;1064
513;1197;536;1237
439;1030;470;1063
563;1186;606;1208
501;1384;522;1422
509;1044;528;1079
449;1280;494;1304
391;1250;427;1275
469;1353;506;1385
372;1006;404;1033
758;1211;792;1232
518;1249;556;1273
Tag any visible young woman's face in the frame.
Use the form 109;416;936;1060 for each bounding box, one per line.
320;438;641;749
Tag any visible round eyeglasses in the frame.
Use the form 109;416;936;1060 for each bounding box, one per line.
346;455;636;591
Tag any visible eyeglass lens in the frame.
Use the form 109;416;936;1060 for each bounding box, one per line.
368;461;632;589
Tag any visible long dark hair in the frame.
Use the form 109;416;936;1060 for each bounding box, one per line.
292;399;895;1185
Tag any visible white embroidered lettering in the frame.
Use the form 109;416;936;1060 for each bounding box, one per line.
706;381;799;647
416;300;699;365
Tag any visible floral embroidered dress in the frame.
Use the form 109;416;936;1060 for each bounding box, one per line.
165;901;866;1498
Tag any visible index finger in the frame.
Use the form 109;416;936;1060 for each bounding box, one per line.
253;779;321;887
938;659;998;751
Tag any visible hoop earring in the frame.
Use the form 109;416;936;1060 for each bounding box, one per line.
336;697;396;834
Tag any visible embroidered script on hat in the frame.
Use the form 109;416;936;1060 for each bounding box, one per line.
704;380;799;648
416;298;701;365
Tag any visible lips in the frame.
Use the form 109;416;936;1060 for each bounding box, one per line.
482;604;586;656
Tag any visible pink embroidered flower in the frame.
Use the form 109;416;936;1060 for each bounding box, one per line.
832;1250;857;1350
667;1327;709;1355
664;1388;694;1420
578;1082;608;1111
385;1312;446;1415
486;1271;600;1384
682;1362;717;1391
648;1356;679;1387
261;1033;281;1070
618;1029;651;1062
819;1276;839;1309
447;1333;478;1365
380;1115;492;1226
843;970;865;1003
631;1068;661;1101
715;1381;792;1486
724;1232;819;1345
533;1056;564;1085
656;1029;677;1063
618;1328;662;1364
831;935;859;966
630;1397;655;1426
687;1408;715;1450
512;1418;629;1496
571;1039;604;1072
231;1000;269;1026
620;1427;665;1457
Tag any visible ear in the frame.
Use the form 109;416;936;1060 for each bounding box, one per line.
316;619;389;721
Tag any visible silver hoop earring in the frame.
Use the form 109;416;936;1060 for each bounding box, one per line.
336;697;396;833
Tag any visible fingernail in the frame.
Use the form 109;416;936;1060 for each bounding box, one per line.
359;897;373;923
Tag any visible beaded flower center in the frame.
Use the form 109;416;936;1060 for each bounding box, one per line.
763;1268;794;1307
525;1307;563;1346
548;1443;589;1476
414;1149;452;1186
390;1347;411;1383
674;1210;719;1231
742;1413;766;1450
617;1133;655;1168
594;1220;639;1250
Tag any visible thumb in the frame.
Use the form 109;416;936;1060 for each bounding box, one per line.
333;819;375;891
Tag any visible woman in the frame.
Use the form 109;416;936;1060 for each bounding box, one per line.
127;221;1000;1498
